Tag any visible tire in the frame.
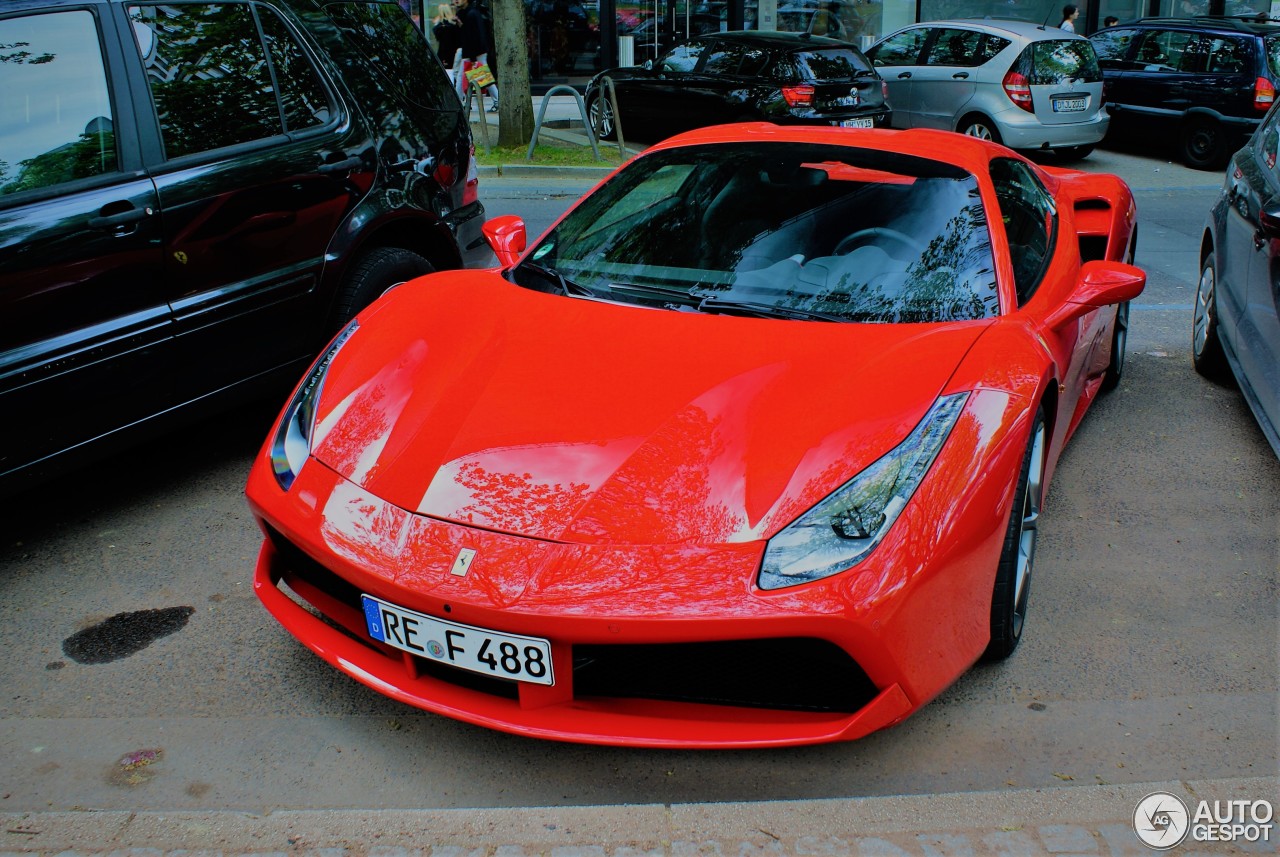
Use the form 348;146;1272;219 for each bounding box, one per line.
1101;300;1129;392
959;116;1002;145
330;247;432;330
1056;144;1094;161
1192;251;1229;378
587;93;617;142
983;407;1046;662
1182;119;1226;170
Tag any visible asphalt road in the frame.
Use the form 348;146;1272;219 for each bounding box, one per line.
0;145;1275;816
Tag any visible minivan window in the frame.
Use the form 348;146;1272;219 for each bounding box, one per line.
1268;34;1280;78
130;3;282;158
0;10;118;196
258;7;333;130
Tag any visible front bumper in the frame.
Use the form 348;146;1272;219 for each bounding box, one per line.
246;389;1027;747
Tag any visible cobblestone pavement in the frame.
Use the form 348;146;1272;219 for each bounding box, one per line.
2;777;1275;855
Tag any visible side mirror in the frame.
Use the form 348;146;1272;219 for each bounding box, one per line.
643;58;654;71
1048;260;1146;326
482;214;526;268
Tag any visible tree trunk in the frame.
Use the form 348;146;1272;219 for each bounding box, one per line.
491;0;532;147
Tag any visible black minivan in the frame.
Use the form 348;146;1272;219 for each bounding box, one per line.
1;0;486;494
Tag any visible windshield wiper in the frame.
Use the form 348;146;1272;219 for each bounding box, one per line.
521;262;595;297
604;281;696;304
697;296;848;323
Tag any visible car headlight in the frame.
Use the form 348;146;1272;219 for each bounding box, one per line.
758;393;969;591
270;320;359;490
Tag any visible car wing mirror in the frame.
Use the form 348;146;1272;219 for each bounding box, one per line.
1048;260;1146;326
482;214;527;268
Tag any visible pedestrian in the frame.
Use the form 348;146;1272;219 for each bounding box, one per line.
1104;15;1119;26
456;0;499;112
432;3;462;73
1060;4;1079;32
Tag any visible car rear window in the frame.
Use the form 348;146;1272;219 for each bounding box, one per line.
1267;34;1280;78
778;48;874;82
325;1;454;111
1023;40;1102;84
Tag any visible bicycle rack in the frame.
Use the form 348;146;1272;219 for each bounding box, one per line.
527;85;601;161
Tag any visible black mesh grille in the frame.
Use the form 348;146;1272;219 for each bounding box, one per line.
573;638;877;713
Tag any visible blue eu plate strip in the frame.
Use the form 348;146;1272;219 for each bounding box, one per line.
361;596;385;642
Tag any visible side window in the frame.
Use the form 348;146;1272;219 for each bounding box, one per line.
660;40;707;73
1090;27;1139;70
258;8;332;130
130;3;282;158
702;42;745;76
737;46;770;77
868;29;928;67
1201;36;1250;75
0;10;119;196
925;28;983;67
990;158;1056;307
978;35;1011;64
1134;30;1191;73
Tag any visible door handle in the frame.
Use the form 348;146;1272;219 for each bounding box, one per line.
317;155;362;174
897;71;912;79
88;206;153;230
952;72;970;79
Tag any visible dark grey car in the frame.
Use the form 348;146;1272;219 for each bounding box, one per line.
1196;100;1280;457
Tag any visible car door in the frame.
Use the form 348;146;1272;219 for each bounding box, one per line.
866;27;930;127
124;1;367;401
911;27;984;131
671;39;747;129
1118;29;1197;122
641;38;711;133
0;3;175;483
1089;26;1142;116
1234;112;1280;431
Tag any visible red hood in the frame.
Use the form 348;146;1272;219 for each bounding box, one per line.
310;274;988;545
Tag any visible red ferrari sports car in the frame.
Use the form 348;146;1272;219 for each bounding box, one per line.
247;125;1144;748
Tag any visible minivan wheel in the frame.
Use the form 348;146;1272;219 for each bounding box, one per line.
331;247;433;330
587;94;617;141
959;116;1002;145
1182;119;1226;170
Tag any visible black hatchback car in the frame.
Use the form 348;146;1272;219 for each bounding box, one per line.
0;0;486;494
584;30;891;142
1090;16;1280;168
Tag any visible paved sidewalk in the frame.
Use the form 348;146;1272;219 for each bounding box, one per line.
2;777;1275;855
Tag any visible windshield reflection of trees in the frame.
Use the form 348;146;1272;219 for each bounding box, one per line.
527;145;999;324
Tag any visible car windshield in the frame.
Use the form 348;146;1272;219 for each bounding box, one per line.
513;142;999;324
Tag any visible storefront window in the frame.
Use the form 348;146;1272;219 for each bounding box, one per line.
745;0;909;47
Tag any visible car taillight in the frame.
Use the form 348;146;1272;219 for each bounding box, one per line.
881;80;890;101
1003;70;1034;113
782;84;814;107
1255;77;1275;112
463;144;479;206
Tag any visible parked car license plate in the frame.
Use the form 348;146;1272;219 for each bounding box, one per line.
1052;97;1087;113
361;594;555;685
837;117;875;128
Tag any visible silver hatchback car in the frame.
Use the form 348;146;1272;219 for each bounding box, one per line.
866;19;1109;158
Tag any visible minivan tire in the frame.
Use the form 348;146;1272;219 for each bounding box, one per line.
331;247;433;330
1182;118;1227;170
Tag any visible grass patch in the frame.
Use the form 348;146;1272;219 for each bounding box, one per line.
470;130;625;168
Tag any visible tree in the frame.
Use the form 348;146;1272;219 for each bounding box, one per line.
490;0;533;146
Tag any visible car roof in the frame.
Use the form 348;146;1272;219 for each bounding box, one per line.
711;29;859;50
913;17;1091;42
647;123;1010;181
1122;15;1280;35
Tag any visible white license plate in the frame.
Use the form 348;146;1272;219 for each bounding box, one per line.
1053;97;1086;113
837;117;875;128
361;594;554;686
